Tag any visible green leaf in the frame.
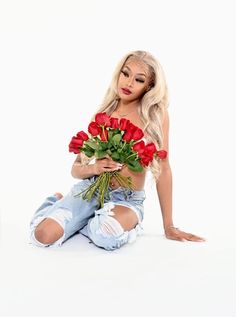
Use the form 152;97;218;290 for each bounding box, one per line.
111;152;120;161
108;130;114;139
86;141;99;150
127;161;143;172
99;142;109;151
125;153;138;163
81;148;94;157
112;134;122;145
95;150;107;159
119;153;126;162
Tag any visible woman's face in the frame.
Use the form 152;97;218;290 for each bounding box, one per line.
117;57;151;102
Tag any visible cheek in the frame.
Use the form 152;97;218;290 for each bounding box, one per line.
135;86;146;96
117;75;123;86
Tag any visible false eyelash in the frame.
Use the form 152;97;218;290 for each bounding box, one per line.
136;79;145;83
121;70;129;76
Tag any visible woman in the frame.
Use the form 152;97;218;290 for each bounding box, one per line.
29;50;205;251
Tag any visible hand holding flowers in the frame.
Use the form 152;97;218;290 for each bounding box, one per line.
69;112;167;207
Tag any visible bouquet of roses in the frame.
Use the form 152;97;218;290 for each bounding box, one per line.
69;112;167;207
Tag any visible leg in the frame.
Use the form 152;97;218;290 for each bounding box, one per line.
34;217;65;245
80;202;144;251
30;180;99;247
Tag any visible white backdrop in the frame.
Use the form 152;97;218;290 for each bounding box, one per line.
1;1;236;316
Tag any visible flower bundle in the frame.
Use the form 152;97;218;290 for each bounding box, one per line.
69;112;167;207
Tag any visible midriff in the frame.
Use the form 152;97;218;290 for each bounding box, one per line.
109;165;146;191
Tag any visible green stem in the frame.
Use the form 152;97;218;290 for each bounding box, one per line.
98;172;110;208
120;141;127;151
101;126;107;141
125;152;137;161
112;171;134;190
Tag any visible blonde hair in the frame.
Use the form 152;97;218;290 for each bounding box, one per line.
94;50;170;180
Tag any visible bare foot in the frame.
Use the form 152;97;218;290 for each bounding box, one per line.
54;192;63;199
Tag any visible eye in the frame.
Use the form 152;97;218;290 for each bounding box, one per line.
121;70;129;77
136;78;145;83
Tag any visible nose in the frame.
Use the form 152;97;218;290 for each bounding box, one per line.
127;76;134;87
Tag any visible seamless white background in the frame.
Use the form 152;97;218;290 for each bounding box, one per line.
0;1;236;316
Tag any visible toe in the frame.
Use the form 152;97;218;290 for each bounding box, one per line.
54;192;63;199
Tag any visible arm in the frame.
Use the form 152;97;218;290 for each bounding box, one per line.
71;154;122;180
156;110;174;230
71;154;96;179
156;110;205;242
156;159;173;231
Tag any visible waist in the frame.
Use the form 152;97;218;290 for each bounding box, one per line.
110;169;145;191
87;174;145;193
109;177;143;191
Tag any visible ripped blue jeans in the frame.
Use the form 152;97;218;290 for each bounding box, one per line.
29;177;146;251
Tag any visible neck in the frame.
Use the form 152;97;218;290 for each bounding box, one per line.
117;99;140;112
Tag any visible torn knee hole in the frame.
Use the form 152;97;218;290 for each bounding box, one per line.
100;216;124;236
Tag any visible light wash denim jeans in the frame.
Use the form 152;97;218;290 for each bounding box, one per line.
29;177;145;251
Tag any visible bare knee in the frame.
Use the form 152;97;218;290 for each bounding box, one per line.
34;218;64;245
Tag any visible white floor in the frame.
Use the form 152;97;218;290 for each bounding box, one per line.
1;186;235;317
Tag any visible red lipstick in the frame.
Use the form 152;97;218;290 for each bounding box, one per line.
121;88;132;95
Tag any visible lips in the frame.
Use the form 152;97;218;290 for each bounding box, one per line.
121;88;132;95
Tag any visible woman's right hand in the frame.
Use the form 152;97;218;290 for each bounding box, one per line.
93;157;123;175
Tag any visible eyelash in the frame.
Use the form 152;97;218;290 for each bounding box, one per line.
121;70;145;83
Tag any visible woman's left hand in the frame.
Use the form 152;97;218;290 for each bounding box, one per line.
165;227;206;242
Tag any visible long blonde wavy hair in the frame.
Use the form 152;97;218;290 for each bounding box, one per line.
90;50;170;180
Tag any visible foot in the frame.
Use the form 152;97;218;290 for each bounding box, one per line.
54;192;63;199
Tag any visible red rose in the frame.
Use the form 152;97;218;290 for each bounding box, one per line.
69;146;80;154
122;131;133;142
157;150;167;159
76;131;89;141
88;122;102;136
132;128;144;141
139;151;154;161
119;118;130;130
133;140;145;154
100;129;108;141
133;141;158;167
123;123;144;141
137;143;157;167
140;156;152;166
68;136;84;154
127;123;137;133
95;112;111;127
110;117;119;129
145;143;157;155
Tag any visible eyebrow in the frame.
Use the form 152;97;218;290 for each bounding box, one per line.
123;65;147;77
